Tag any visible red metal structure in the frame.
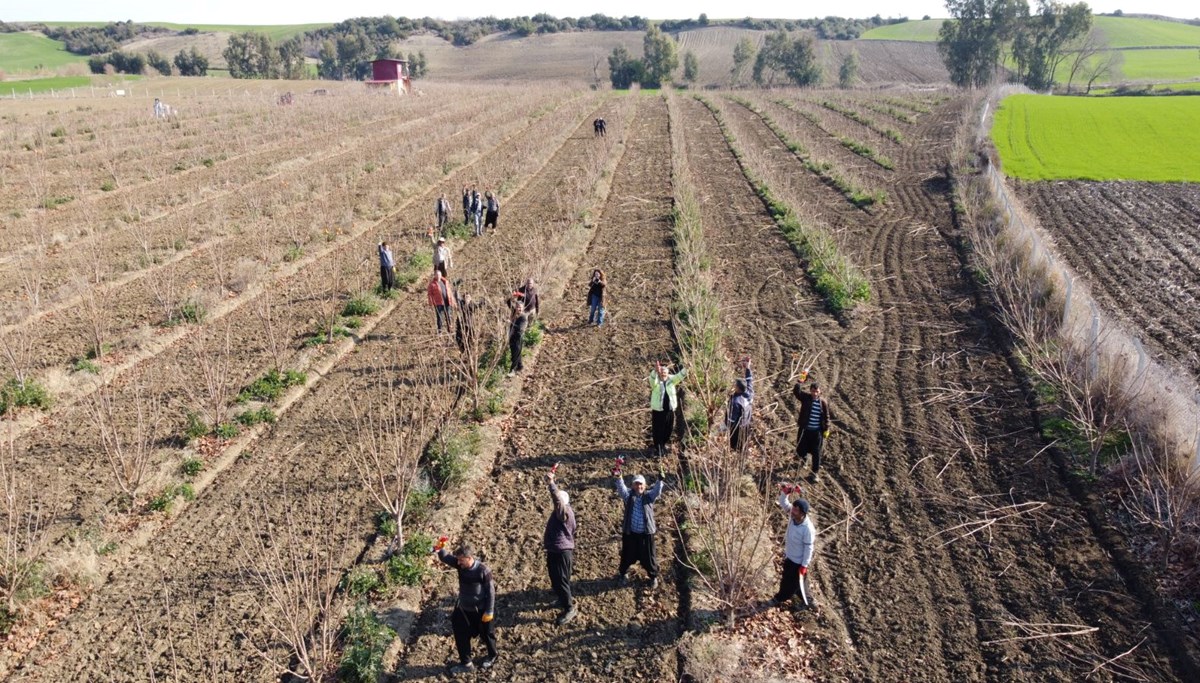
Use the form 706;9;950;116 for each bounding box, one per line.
367;58;412;95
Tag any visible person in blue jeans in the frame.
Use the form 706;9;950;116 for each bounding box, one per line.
587;269;606;326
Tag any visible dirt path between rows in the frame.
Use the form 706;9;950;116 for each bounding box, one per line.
703;94;1187;681
396;95;681;682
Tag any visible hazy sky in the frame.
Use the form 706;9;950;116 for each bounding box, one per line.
0;0;1194;25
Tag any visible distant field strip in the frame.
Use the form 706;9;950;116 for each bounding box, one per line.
992;94;1200;181
0;32;88;71
863;15;1200;48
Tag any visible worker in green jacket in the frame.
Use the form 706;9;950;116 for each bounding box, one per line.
648;361;686;458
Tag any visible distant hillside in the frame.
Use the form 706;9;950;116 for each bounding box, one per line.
0;31;88;72
862;14;1200;47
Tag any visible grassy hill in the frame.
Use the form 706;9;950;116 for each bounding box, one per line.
0;31;89;72
863;15;1200;47
992;94;1200;181
37;21;329;41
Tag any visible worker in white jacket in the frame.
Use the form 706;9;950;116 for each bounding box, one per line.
769;488;815;608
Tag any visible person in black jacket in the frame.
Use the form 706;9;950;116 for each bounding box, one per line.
722;357;754;452
587;269;606;326
435;543;498;674
461;185;472;225
544;471;577;624
506;299;529;376
794;382;834;483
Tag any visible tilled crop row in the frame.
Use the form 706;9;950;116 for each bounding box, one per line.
692;93;1184;681
398;95;682;682
7;93;627;682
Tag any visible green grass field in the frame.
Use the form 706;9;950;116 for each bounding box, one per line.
38;21;332;41
0;32;89;71
1;75;92;95
862;15;1200;48
1114;48;1200;80
1091;82;1200;94
992;93;1200;181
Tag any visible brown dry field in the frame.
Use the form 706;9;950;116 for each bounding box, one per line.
1014;180;1200;381
0;81;1197;683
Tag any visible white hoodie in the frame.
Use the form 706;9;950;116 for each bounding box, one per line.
779;493;815;567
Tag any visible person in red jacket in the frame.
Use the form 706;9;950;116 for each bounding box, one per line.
427;271;456;334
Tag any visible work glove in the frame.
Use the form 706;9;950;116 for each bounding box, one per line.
799;566;808;577
822;430;830;439
481;612;494;623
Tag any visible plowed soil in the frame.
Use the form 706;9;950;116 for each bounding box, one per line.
1015;180;1200;380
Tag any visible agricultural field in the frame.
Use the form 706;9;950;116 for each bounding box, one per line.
0;31;88;72
863;15;1200;47
992;94;1200;181
0;81;1196;683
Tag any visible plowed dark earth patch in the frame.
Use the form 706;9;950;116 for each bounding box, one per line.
1014;180;1200;380
692;94;1189;681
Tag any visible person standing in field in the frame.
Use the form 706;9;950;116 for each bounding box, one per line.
462;185;472;225
454;292;486;354
377;241;395;292
506;299;529;376
722;357;754;452
515;278;540;319
471;188;484;237
614;465;666;590
587;269;607;326
427;271;456;334
433;236;453;276
484;191;500;234
436;193;452;232
767;489;815;610
544;470;578;625
794;382;834;484
434;543;498;674
648;361;686;458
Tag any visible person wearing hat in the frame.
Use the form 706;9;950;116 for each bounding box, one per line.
648;361;687;458
769;488;815;609
614;466;666;589
793;381;834;483
434;542;498;674
432;235;453;277
544;470;577;625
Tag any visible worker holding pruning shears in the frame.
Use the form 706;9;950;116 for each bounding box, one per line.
768;483;816;611
433;540;498;674
544;463;578;625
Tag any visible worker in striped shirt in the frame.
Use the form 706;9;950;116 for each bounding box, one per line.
794;382;834;484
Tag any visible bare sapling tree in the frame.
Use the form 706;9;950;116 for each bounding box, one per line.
346;356;448;555
306;258;348;345
1119;434;1200;572
0;420;54;616
183;323;237;433
16;252;46;319
445;273;508;417
87;378;164;510
237;494;344;682
253;284;298;373
75;274;111;361
674;434;778;627
0;322;38;390
147;265;182;326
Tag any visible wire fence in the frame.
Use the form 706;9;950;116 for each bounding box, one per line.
975;86;1200;471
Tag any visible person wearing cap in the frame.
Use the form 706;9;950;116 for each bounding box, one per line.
614;468;666;589
484;190;500;233
435;543;498;674
432;235;453;277
544;470;577;625
377;241;395;292
648;361;687;458
427;271;456;334
722;357;754;452
794;381;834;483
769;490;815;609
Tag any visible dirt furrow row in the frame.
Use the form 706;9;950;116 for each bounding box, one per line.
397;93;681;682
9;97;628;682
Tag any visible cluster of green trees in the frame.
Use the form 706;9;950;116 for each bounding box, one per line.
223;32;307;79
173;47;210;77
938;0;1093;90
607;25;678;89
39;21;169;55
85;47;208;77
303;14;651;49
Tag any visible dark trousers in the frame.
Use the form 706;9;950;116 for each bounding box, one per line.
435;305;451;332
485;210;498;229
546;550;573;610
435;261;448;277
730;424;749;452
796;429;825;473
650;408;674;449
380;265;394;291
619;532;658;578
450;606;496;665
773;558;808;604
508;330;524;371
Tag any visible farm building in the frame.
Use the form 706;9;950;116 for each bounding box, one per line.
366;58;412;94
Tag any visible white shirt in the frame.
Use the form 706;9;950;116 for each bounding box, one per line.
779;493;815;567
